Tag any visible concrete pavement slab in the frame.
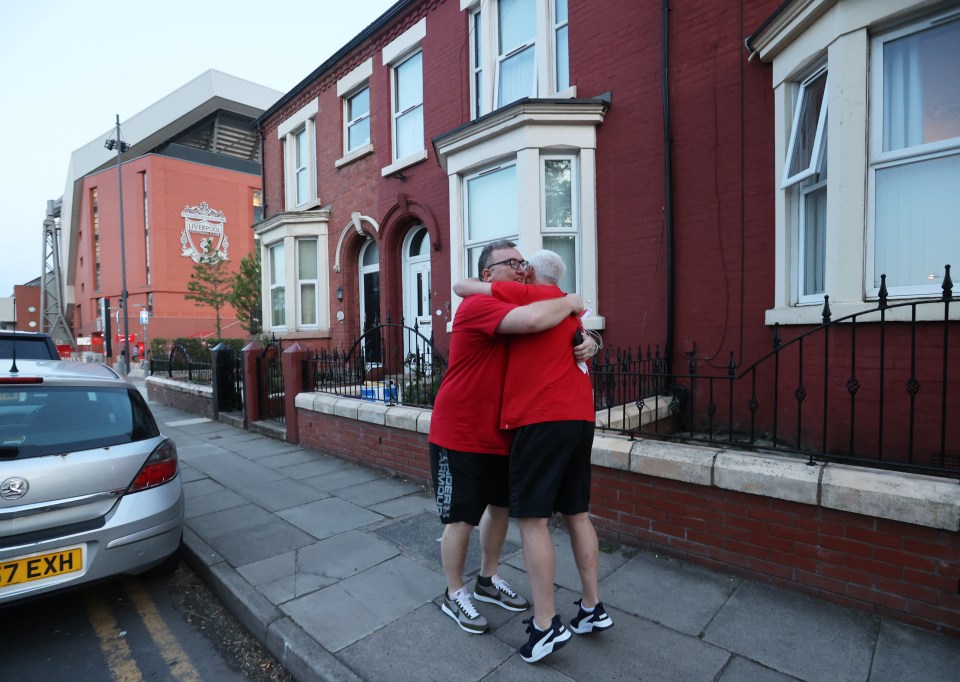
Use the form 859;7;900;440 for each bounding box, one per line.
266;617;363;682
281;556;440;652
703;581;876;682
208;518;321;566
482;657;579;681
179;464;206;483
236;478;330;512
373;511;522;575
259;449;331;469
186;451;288;488
280;457;354;480
718;656;800;681
368;490;435;518
182;477;229;497
870;618;960;682
335;477;424;506
598;550;740;635
278;496;385;539
302;466;384;492
338;603;516;681
184;488;248;519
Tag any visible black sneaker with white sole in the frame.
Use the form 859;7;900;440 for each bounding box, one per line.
441;589;489;634
569;599;614;634
519;615;572;663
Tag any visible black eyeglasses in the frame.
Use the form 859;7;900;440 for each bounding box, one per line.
485;258;528;270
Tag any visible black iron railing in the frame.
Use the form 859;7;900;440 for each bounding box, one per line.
595;267;958;479
305;321;446;409
257;337;284;424
150;344;212;384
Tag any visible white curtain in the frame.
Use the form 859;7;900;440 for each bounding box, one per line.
883;35;924;152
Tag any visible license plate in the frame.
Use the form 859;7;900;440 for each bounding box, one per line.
0;546;84;589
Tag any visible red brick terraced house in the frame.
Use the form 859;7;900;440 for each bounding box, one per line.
242;0;960;635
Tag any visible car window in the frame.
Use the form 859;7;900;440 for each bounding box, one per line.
0;386;160;459
0;338;57;359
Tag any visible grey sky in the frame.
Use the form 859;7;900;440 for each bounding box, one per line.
0;0;396;296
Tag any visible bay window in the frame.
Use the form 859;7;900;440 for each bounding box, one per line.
297;239;319;327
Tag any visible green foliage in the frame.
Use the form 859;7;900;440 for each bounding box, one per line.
229;251;262;335
184;251;234;338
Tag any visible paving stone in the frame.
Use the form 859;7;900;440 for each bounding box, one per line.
334;477;423;506
282;556;439;652
237;478;329;512
597;551;739;635
184;488;248;519
278;497;384;540
302;466;382;492
187;451;287;488
870;619;960;682
702;581;876;682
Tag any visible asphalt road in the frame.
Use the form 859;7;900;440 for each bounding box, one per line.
0;561;293;682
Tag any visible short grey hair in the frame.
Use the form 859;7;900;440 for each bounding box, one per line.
526;249;566;287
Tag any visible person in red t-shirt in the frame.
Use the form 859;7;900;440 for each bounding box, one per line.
454;249;612;662
429;240;589;636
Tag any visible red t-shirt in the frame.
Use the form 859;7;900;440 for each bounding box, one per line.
428;295;517;455
492;281;594;429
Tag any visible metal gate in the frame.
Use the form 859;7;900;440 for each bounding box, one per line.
256;338;284;424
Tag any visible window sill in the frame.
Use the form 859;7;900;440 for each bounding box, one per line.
287;197;322;212
335;143;374;168
381;149;428;177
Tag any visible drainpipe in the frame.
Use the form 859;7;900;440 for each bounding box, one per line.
661;0;675;371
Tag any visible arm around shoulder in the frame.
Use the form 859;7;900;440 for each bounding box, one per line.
496;294;583;334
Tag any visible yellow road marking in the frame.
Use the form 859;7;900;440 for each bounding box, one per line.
85;592;143;682
124;580;202;682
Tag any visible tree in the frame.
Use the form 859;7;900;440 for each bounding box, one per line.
184;251;233;338
229;250;262;335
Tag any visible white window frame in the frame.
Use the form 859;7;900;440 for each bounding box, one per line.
782;67;828;189
540;153;580;294
463;0;576;119
268;242;286;330
336;58;374;167
296;238;320;328
255;210;332;335
463;162;520;277
754;0;960;326
866;12;960;300
391;50;424;163
381;18;428;177
277;99;319;211
435;98;605;329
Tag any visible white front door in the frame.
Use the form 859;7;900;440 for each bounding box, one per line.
403;227;432;358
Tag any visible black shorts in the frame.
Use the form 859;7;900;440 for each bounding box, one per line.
509;421;595;518
429;444;510;526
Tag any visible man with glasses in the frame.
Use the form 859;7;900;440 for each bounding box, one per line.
454;249;610;663
429;239;589;636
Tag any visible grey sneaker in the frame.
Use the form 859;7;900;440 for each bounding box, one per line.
474;576;530;612
441;589;489;634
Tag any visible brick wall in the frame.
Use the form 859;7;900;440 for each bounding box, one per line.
591;466;960;637
298;408;431;485
147;378;214;420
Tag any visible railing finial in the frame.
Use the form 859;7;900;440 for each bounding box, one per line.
878;274;888;309
772;322;781;349
942;264;953;302
727;351;736;378
821;295;831;324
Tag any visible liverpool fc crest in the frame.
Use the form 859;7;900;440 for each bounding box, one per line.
180;202;229;262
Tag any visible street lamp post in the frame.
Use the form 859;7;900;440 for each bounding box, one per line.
105;115;131;374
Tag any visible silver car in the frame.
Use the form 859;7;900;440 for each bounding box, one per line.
0;359;183;603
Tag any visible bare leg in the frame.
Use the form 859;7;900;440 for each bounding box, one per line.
441;521;473;594
564;512;600;607
479;505;509;578
518;517;556;628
